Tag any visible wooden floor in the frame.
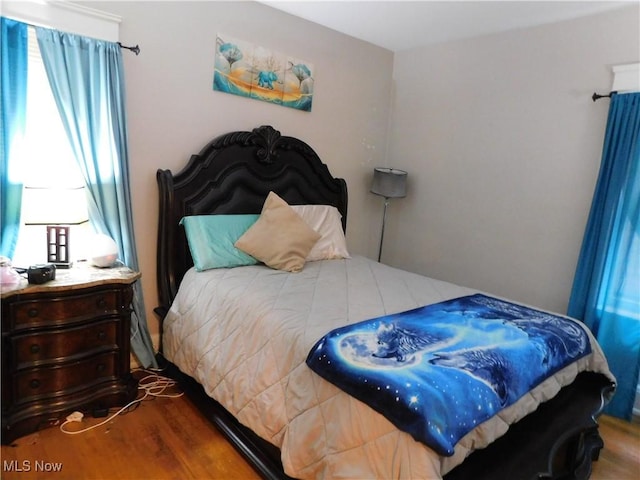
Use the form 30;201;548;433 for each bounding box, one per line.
1;391;638;479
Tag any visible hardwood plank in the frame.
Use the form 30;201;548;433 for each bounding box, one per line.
591;415;640;480
2;391;638;479
0;393;259;480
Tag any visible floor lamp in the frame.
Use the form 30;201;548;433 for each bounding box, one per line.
370;167;407;262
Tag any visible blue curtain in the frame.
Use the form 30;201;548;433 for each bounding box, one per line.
35;26;157;368
568;92;640;420
0;17;28;258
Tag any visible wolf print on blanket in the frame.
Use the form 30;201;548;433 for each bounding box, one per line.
306;294;592;456
373;323;447;363
430;348;512;407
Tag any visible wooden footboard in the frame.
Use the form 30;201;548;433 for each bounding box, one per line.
159;354;613;480
445;371;613;480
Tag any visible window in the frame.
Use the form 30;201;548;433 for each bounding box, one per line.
611;224;640;320
12;26;90;267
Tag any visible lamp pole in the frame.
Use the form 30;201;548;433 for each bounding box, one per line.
377;197;390;262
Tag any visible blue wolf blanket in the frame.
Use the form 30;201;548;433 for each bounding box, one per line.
306;294;591;456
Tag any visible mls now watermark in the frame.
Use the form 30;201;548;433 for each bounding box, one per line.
3;460;63;473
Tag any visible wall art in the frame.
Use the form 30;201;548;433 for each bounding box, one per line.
213;33;314;112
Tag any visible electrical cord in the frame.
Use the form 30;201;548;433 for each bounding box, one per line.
59;369;183;435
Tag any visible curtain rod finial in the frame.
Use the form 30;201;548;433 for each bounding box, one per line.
118;42;140;55
592;92;614;102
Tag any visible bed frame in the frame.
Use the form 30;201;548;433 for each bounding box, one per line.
156;125;614;480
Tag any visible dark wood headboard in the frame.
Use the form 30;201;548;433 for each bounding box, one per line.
156;125;348;315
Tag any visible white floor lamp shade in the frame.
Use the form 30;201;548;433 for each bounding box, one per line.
370;168;407;262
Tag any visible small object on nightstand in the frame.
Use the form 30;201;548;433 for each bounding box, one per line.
27;264;56;284
89;234;119;268
0;257;21;285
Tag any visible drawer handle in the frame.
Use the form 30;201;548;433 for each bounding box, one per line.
97;331;107;341
30;379;41;389
96;298;107;309
30;344;40;354
28;308;39;318
96;363;106;373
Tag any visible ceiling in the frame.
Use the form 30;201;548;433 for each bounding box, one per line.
260;1;633;52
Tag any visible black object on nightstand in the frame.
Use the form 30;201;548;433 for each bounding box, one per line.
1;264;141;444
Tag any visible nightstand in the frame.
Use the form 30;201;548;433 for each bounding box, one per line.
1;263;140;444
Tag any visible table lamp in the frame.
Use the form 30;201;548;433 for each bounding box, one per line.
21;186;89;268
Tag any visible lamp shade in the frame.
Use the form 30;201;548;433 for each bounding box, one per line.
370;168;407;198
22;186;89;225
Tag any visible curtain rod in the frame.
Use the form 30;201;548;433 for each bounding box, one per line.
118;42;140;55
592;91;616;102
12;18;141;56
7;17;140;55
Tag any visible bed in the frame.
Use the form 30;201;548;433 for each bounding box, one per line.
155;125;615;480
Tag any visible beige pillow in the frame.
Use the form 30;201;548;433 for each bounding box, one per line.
235;192;321;272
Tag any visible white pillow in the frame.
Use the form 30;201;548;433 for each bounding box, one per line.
292;205;350;262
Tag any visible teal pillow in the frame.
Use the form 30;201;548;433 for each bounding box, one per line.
180;214;260;271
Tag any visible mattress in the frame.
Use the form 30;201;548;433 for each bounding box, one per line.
162;255;612;479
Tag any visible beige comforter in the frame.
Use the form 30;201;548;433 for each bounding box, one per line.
162;255;612;479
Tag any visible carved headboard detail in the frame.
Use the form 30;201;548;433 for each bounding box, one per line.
156;125;348;313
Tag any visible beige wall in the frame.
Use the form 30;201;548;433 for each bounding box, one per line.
387;5;639;313
87;1;394;348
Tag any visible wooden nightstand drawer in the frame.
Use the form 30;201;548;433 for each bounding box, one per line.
14;351;118;401
8;289;122;331
11;319;118;369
